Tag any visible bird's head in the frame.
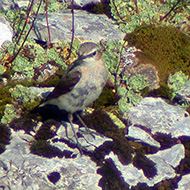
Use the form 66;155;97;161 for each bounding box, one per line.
78;42;102;62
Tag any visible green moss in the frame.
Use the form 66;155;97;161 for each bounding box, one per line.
133;152;157;178
0;123;11;154
94;87;118;109
30;139;63;158
102;40;125;86
125;24;190;85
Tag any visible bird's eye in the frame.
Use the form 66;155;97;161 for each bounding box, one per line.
92;51;97;56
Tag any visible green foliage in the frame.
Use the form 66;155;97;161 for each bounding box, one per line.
102;40;148;114
4;6;30;37
127;74;148;92
102;40;126;85
110;0;190;34
0;65;4;75
32;0;67;14
117;74;148;114
1;104;21;124
0;39;81;81
167;71;189;99
10;84;37;104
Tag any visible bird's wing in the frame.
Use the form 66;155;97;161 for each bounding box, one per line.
44;69;82;101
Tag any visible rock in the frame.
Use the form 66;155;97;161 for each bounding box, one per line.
51;122;112;152
70;0;102;7
0;0;18;10
128;97;190;137
30;10;124;43
176;174;190;190
177;82;190;102
105;144;185;187
0;17;13;47
0;130;102;190
121;46;160;90
127;125;161;148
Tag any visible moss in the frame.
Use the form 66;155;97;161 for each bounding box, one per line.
81;109;134;164
34;119;58;141
94;87;118;109
153;133;177;149
0;124;11;154
148;84;173;99
125;24;190;86
9;116;37;132
47;172;61;185
30;139;63;158
98;159;130;190
82;2;111;17
133;151;157;178
155;177;180;190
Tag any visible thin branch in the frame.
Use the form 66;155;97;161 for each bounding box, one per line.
159;0;183;22
45;0;52;47
114;41;128;91
67;0;75;60
112;0;125;22
15;0;34;45
9;0;43;63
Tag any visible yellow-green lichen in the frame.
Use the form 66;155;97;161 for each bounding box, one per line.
125;24;190;85
1;104;21;124
167;71;189;99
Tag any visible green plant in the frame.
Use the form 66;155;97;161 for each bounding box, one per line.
110;0;189;34
167;71;189;99
117;74;148;114
1;104;21;124
125;24;190;85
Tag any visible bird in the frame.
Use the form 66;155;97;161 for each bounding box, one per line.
39;42;108;153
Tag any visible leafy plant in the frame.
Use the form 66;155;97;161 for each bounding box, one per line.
167;71;189;99
117;74;148;115
110;0;190;34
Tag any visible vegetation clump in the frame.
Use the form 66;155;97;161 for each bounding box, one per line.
125;24;190;85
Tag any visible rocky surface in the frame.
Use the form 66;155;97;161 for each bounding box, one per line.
106;144;185;187
30;9;124;43
0;17;13;47
128;97;190;138
1;0;190;190
0;129;107;190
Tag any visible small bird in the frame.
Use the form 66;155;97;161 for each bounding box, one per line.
39;42;108;152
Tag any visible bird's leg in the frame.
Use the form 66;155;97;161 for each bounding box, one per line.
76;114;95;139
68;113;83;154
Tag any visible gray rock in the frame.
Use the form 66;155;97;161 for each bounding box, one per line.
52;122;112;152
72;0;101;7
121;46;160;90
0;130;102;190
177;82;190;102
30;10;124;43
176;174;190;190
106;144;185;187
128;97;189;137
0;17;13;47
127;125;161;148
